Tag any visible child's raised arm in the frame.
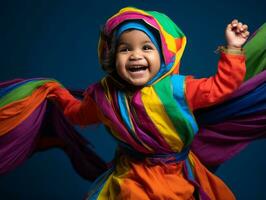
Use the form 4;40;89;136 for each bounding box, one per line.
185;20;249;110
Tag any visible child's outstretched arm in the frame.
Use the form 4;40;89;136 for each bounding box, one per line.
48;86;101;126
185;20;249;110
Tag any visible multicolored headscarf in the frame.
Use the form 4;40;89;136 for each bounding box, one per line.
98;7;187;85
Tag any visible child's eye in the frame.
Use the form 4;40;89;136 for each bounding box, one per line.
118;46;130;52
143;45;153;51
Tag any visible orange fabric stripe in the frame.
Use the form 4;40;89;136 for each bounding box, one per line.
190;152;236;200
172;62;180;74
0;82;61;136
109;157;195;200
175;38;182;51
102;153;236;199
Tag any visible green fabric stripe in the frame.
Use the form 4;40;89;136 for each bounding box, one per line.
153;77;194;145
147;10;185;38
244;23;266;80
0;80;57;108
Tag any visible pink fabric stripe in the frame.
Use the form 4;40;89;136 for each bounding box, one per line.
105;12;172;64
89;84;150;153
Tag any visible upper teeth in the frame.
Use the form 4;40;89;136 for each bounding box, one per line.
129;66;145;69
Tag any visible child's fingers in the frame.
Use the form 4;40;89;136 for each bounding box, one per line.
231;19;238;25
237;22;244;33
227;23;233;30
237;23;249;37
231;19;238;28
242;24;248;31
230;20;249;33
227;19;238;30
241;31;250;38
227;19;249;39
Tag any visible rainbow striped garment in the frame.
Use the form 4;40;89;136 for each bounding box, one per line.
0;6;266;200
96;6;197;153
83;7;265;199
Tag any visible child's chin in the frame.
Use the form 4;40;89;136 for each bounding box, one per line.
128;79;149;87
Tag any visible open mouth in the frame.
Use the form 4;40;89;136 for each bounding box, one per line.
128;66;148;72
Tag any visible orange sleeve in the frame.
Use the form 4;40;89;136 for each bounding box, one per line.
48;87;101;126
185;52;246;111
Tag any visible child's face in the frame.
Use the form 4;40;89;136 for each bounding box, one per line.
115;30;161;87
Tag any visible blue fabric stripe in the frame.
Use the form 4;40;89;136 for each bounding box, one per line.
147;60;174;85
196;82;266;124
171;75;198;133
185;159;195;180
86;167;114;200
0;78;45;98
117;90;134;132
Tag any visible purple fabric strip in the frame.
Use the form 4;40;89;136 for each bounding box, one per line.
87;84;149;153
132;91;172;153
197;70;266;112
0;97;107;180
0;77;50;88
0;79;24;88
192;111;266;166
227;70;266;99
40;101;107;180
129;109;166;154
193;71;266;166
183;160;211;200
0;101;46;174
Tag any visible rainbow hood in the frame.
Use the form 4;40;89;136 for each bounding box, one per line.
98;7;187;85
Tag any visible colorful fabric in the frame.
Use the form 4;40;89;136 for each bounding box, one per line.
244;23;266;80
0;79;107;180
85;7;249;200
0;6;265;200
89;75;198;154
98;7;186;83
192;70;266;167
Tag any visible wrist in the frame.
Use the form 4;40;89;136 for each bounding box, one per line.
227;45;242;50
215;45;245;55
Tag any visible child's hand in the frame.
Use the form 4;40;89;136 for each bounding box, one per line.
225;19;249;49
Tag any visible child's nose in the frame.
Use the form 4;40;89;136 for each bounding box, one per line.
129;50;143;60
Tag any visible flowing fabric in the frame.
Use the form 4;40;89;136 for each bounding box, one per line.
191;23;266;166
0;6;265;200
0;79;107;180
192;71;266;166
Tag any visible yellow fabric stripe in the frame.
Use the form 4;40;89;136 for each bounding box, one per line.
97;155;132;199
115;7;148;18
97;174;113;200
100;78;112;103
161;29;176;52
173;37;187;69
141;87;183;151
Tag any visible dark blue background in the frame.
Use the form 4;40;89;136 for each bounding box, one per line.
0;0;265;199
